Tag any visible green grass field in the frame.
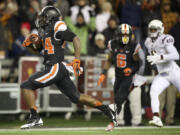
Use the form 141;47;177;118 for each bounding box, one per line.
0;114;180;135
0;128;180;135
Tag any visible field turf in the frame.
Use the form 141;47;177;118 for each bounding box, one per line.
0;127;180;135
0;114;180;135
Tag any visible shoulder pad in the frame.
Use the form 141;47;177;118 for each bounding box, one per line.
164;35;174;44
54;21;67;33
162;34;174;46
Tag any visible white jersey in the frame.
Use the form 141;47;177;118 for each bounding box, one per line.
145;34;179;73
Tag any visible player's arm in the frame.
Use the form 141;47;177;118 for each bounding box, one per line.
54;21;81;76
102;40;113;73
147;36;179;65
97;41;113;86
72;36;81;59
103;52;113;74
157;36;179;61
54;21;80;58
22;33;43;54
131;44;141;74
97;52;113;86
162;43;179;61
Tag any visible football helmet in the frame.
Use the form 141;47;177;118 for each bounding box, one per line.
115;24;133;44
148;19;164;39
36;6;61;28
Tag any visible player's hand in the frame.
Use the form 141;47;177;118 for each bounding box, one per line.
22;34;40;47
97;74;106;86
123;67;132;76
66;59;82;76
147;52;162;65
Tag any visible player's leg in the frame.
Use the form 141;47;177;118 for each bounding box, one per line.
20;63;60;129
170;68;180;93
56;75;116;124
20;80;43;129
129;86;142;126
165;86;177;125
159;88;166;119
149;75;170;127
106;76;133;131
114;76;133;115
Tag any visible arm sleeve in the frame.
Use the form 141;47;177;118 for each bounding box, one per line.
55;29;76;42
54;20;76;41
163;35;179;61
163;45;179;61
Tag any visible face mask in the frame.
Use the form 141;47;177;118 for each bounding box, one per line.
122;36;129;44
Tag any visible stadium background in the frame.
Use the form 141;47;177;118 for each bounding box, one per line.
0;0;180;134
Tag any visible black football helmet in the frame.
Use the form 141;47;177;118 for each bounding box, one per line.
36;6;61;28
115;24;134;44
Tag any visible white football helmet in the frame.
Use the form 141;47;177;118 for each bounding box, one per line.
148;20;164;39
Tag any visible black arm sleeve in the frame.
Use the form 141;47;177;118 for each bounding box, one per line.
55;29;76;42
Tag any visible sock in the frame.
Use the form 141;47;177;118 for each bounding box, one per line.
95;104;107;112
30;108;37;115
96;105;113;122
116;104;122;115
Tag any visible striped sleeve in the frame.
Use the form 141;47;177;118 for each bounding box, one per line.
54;21;67;32
54;21;67;40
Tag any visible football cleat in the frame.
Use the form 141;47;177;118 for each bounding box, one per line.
20;113;43;129
106;122;114;131
149;116;163;127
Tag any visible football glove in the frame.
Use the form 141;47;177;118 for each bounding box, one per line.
22;34;41;47
97;74;106;86
123;67;132;76
147;52;163;65
66;59;82;76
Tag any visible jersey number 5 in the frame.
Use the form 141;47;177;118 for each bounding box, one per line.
45;37;54;54
117;54;126;68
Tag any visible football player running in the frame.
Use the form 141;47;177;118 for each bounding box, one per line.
145;19;180;127
98;24;141;131
20;6;116;129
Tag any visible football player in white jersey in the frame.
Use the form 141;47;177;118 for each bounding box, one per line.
145;19;180;127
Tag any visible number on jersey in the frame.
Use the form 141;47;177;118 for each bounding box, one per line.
45;37;54;54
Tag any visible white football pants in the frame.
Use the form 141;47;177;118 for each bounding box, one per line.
117;87;142;125
150;67;180;113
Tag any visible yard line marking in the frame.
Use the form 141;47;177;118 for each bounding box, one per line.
0;126;180;132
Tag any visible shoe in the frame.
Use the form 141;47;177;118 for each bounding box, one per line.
20;113;43;129
106;122;114;131
149;116;163;127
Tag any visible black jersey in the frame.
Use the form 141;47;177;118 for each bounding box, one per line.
109;39;140;78
39;21;71;65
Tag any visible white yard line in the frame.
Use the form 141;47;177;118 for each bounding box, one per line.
0;126;180;132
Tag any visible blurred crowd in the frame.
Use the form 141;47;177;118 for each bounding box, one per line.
0;0;179;58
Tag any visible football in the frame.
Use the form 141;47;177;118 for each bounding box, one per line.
22;33;43;54
29;34;43;50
